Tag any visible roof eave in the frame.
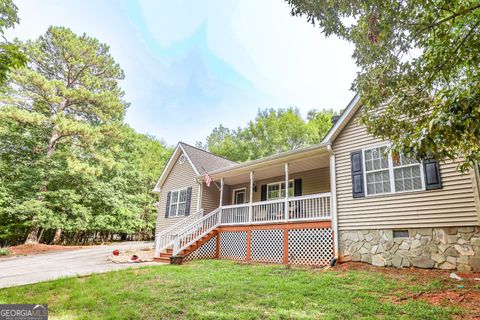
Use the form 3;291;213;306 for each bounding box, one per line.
199;142;329;180
321;93;361;144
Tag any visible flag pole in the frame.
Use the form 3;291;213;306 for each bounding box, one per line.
201;166;221;191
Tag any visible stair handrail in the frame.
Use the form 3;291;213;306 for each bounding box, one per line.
154;209;204;255
172;208;221;256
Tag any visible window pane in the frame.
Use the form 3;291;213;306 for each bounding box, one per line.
404;178;413;190
366;172;374;184
376;181;384;193
365;150;372;161
171;191;179;204
367;183;374;195
268;184;280;199
170;203;178;216
394;166;422;192
366;169;390;195
179;189;187;202
365;159;373;171
394;154;419;167
365;147;389;172
383;181;391;192
177;203;186;215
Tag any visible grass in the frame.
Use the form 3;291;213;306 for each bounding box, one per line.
0;260;461;319
0;248;10;256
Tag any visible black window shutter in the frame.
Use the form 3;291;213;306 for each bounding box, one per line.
261;185;267;201
294;179;302;197
185;187;193;216
165;191;171;218
351;150;365;198
423;159;442;190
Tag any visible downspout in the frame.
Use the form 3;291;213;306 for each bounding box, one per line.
327;144;339;260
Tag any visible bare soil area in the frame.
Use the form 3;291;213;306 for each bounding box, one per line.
337;262;480;319
2;243;85;256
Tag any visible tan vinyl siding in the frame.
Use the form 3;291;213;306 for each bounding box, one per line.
201;183;221;213
333;109;480;230
225;167;330;205
156;152;200;233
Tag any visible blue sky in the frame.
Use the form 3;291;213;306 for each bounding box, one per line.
7;0;357;145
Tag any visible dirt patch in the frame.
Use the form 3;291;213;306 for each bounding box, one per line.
336;262;480;319
3;244;85;256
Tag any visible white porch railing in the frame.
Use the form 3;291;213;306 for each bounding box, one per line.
220;204;249;224
289;193;331;220
172;208;221;256
252;198;285;223
154;209;204;256
220;192;331;225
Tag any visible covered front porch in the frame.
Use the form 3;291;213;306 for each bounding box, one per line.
156;144;338;266
210;145;333;226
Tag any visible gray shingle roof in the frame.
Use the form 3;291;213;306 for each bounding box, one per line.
179;142;237;174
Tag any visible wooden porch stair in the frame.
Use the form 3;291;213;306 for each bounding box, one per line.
154;229;218;264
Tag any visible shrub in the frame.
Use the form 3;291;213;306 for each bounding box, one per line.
0;248;10;256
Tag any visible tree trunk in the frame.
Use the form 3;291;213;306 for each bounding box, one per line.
26;128;61;245
38;228;45;243
25;226;40;244
52;228;62;245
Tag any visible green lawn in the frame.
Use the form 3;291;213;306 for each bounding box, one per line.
0;260;460;319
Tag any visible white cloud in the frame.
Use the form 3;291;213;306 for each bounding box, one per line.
6;0;358;145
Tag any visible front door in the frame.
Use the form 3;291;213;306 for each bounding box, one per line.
233;189;245;204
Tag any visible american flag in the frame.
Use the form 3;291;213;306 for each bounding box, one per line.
205;172;212;187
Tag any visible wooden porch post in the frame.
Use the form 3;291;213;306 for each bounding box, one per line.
249;171;254;223
215;230;221;259
283;226;289;264
246;229;251;262
285;163;289;222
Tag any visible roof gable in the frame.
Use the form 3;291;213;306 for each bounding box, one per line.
179;142;236;174
153;142;236;192
322;94;361;144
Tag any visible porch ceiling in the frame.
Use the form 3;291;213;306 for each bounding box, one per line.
219;152;330;185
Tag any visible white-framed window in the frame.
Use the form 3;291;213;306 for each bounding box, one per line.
169;188;188;217
364;146;391;195
267;180;294;200
393;154;423;192
363;145;424;196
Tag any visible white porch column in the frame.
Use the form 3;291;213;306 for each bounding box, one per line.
249;171;254;223
285;163;289;222
219;178;224;208
327;144;339;259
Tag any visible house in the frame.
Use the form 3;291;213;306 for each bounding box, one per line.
153;95;480;271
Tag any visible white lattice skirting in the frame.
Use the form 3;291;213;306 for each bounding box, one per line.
185;226;333;266
184;236;217;262
219;231;247;260
288;228;333;265
251;229;284;263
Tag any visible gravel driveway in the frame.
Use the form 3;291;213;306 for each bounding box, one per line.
0;241;159;288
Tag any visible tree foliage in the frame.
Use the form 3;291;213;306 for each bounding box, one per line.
201;108;337;162
286;0;480;170
0;26;172;245
0;0;27;85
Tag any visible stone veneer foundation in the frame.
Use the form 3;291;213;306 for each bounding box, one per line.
339;227;480;272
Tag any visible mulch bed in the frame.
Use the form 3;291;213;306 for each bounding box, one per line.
3;244;85;256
